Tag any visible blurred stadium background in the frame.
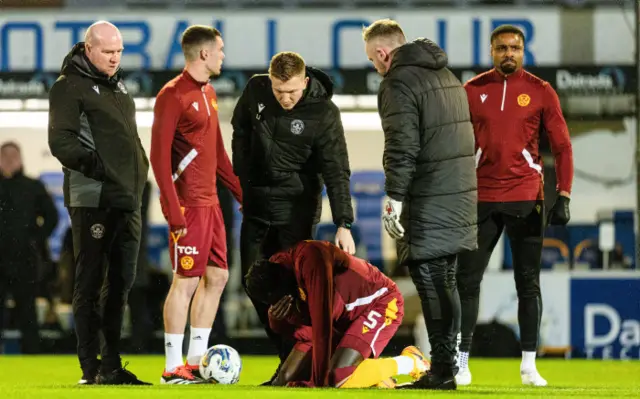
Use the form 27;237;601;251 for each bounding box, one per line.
0;0;638;362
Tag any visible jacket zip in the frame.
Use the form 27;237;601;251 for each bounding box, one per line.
202;87;211;116
113;90;139;206
500;79;507;111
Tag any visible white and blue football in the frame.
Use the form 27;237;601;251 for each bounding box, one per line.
199;344;242;384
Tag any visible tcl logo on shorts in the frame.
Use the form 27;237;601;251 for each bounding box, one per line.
177;245;199;255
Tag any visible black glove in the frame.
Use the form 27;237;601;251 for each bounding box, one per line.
548;195;570;226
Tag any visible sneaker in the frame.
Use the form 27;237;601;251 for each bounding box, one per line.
455;367;472;386
96;362;151;385
376;377;398;388
160;365;201;385
521;369;547;387
78;360;100;385
396;371;457;390
185;363;211;383
401;346;431;380
77;377;95;385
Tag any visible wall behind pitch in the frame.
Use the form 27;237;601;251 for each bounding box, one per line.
0;7;572;71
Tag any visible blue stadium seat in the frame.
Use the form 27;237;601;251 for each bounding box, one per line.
541;237;570;269
147;225;169;269
39;172;68;262
573;239;600;269
349;171;386;271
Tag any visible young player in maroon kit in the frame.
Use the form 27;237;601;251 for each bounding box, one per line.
456;24;574;387
245;240;430;388
150;25;242;384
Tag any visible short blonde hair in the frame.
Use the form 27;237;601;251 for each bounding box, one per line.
269;51;306;82
362;19;406;44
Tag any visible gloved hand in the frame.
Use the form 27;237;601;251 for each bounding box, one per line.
382;198;405;239
548;195;570;225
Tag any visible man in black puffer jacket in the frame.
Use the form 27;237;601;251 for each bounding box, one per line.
363;19;478;390
232;51;355;381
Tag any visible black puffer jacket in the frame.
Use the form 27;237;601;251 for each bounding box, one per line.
231;67;354;227
378;38;478;262
48;42;149;211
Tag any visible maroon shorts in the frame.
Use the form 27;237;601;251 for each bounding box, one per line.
168;205;227;277
294;290;404;359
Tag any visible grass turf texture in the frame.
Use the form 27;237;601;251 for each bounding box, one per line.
1;355;639;398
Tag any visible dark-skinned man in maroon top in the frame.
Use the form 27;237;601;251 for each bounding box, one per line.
456;25;573;388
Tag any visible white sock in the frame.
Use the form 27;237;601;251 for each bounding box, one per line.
521;351;537;372
186;327;211;365
164;333;184;372
393;355;415;375
459;351;470;370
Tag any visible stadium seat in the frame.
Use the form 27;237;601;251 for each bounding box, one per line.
573;239;600;270
541;238;570;270
349;171;386;271
39;172;68;262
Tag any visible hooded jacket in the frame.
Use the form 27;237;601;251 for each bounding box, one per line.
231;67;354;227
378;39;478;261
48;42;149;211
0;170;58;265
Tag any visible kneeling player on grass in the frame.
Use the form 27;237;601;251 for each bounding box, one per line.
245;240;430;388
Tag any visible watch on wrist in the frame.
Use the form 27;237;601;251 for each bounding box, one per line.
338;222;352;230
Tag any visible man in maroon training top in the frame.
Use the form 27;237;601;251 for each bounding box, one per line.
456;24;574;387
150;25;242;384
245;240;433;388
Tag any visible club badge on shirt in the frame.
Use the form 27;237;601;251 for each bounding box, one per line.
517;93;530;107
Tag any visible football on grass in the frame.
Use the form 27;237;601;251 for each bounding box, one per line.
199;344;242;384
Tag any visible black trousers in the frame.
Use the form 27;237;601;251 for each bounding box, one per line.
240;218;314;361
0;261;40;354
409;255;460;376
69;207;140;376
457;201;544;353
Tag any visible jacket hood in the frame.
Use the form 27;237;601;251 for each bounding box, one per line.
60;42;121;83
303;66;334;102
388;38;448;75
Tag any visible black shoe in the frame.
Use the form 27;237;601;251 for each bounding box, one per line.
77;376;96;385
96;362;152;385
396;371;457;390
78;361;100;385
260;362;283;386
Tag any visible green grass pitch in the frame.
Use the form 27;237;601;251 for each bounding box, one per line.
1;355;639;398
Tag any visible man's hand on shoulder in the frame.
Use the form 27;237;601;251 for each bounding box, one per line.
335;227;356;255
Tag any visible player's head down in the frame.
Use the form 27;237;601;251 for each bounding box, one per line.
269;51;309;111
245;259;296;305
84;21;123;78
181;25;225;77
362;19;407;76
